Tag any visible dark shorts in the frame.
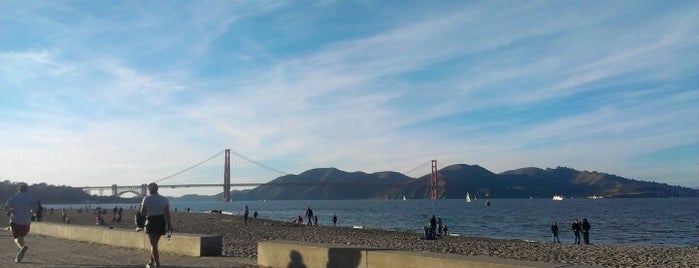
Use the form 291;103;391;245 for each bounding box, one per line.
146;215;167;235
11;223;30;238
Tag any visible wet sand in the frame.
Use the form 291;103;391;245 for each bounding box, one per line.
8;207;699;267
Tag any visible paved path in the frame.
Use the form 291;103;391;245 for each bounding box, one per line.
1;230;258;268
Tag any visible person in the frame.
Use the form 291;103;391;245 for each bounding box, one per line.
115;207;123;223
581;218;591;245
6;183;36;263
61;208;68;223
305;207;314;226
296;215;303;226
551;221;560;243
572;219;581;245
332;214;337;226
429;215;437;239
35;201;44;222
140;183;172;268
95;212;105;225
253;211;258;219
437;217;443;236
243;205;249;226
314;215;318;226
443;225;448;236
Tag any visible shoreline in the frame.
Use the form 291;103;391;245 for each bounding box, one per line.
3;208;698;267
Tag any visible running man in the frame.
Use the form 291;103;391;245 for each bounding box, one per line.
6;183;36;263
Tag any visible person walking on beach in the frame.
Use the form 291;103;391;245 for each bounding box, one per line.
332;214;337;226
305;207;314;226
429;215;437;239
140;183;173;268
243;205;249;226
581;218;591;245
6;183;36;263
551;221;561;243
572;219;581;245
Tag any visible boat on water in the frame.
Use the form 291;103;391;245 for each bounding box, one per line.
402;195;406;201
552;195;564;201
466;192;471;203
588;195;604;199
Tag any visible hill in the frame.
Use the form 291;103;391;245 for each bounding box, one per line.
4;165;696;203
228;165;696;200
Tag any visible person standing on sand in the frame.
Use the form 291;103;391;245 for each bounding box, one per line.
551;221;561;243
572;219;581;245
429;215;437;239
581;218;591;244
140;183;172;268
437;217;443;236
332;214;337;226
243;205;249;226
6;183;36;263
305;207;314;226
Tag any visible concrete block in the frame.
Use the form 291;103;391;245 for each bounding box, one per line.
29;222;221;257
367;250;560;268
258;240;369;268
258;240;591;268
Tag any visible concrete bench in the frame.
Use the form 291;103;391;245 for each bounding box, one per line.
30;222;221;257
258;240;593;268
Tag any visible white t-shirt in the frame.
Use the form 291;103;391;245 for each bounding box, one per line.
141;193;169;217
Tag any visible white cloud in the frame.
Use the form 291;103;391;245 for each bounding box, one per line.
1;1;697;189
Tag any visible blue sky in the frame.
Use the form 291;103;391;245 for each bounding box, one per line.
1;0;697;189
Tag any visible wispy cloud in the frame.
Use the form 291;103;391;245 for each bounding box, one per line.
1;1;697;188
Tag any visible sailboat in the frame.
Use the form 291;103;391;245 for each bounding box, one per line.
402;195;407;201
466;192;471;203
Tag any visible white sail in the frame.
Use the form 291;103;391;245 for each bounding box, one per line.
466;192;471;203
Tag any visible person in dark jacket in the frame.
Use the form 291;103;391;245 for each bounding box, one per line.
551;221;561;243
572;219;581;245
429;215;437;239
581;218;591;244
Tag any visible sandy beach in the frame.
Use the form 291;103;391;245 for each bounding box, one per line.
6;207;698;268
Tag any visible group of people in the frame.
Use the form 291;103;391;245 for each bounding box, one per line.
551;218;591;244
241;205;259;226
5;182;172;267
424;215;448;240
294;207;338;227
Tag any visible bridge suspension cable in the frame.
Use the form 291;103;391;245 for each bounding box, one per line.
229;149;288;176
403;161;431;178
154;150;226;184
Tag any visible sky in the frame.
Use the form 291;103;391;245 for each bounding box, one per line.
1;0;698;190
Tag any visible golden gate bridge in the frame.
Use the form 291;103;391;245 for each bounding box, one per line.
81;149;446;201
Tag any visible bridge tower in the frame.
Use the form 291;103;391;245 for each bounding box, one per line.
430;160;438;199
222;149;231;202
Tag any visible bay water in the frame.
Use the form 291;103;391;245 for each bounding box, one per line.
51;198;698;246
166;198;698;246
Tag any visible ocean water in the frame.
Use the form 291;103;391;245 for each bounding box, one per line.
163;198;698;246
51;198;698;246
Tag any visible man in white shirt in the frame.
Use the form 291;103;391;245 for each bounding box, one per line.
140;183;172;268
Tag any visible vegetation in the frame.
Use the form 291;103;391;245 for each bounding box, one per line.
3;165;696;203
1;180;139;204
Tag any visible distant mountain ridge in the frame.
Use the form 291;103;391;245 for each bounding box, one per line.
220;165;697;200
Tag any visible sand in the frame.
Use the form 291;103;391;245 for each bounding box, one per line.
10;207;699;268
